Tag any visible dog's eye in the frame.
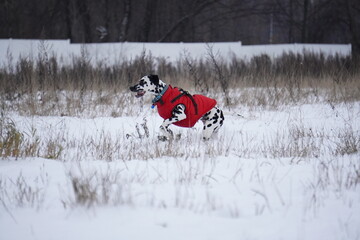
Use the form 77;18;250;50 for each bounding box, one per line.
139;80;147;87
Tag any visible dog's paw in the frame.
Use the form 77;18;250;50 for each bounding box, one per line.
175;133;181;140
158;134;181;142
158;135;169;141
160;126;173;136
167;128;174;137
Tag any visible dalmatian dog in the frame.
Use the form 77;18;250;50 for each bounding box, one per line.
129;75;224;141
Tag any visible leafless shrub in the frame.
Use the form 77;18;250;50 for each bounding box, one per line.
0;116;23;159
135;117;150;139
0;173;48;209
65;166;128;208
304;156;360;215
23;126;40;157
260;126;322;159
346;163;360;189
0;111;66;159
206;44;231;106
252;123;360;159
43;139;64;159
182;49;209;94
334;128;360;156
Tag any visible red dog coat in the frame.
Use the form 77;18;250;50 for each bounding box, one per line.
153;85;217;128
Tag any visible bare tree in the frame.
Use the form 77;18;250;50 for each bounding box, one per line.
157;0;218;42
63;0;73;40
345;0;360;61
288;0;294;42
141;0;158;42
301;0;309;42
119;0;131;41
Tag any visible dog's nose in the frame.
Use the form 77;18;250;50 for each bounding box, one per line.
129;86;136;92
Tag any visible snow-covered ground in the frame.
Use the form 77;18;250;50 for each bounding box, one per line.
1;99;359;240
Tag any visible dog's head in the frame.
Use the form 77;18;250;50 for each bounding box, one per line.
129;75;162;98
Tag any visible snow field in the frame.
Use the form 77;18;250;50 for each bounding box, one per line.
1;99;359;240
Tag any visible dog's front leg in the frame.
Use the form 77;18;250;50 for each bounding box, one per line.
158;104;186;141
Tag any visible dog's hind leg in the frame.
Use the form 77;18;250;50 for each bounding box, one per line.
158;104;186;141
201;107;224;140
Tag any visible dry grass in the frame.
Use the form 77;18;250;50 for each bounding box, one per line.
1;46;359;116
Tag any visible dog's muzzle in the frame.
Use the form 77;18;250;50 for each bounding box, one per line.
130;86;145;98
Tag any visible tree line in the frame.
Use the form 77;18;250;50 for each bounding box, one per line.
1;0;359;57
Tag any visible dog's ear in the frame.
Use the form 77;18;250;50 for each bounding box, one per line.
148;75;159;85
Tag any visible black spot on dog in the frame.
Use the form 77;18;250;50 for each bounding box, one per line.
148;75;159;85
207;124;212;128
212;114;219;123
